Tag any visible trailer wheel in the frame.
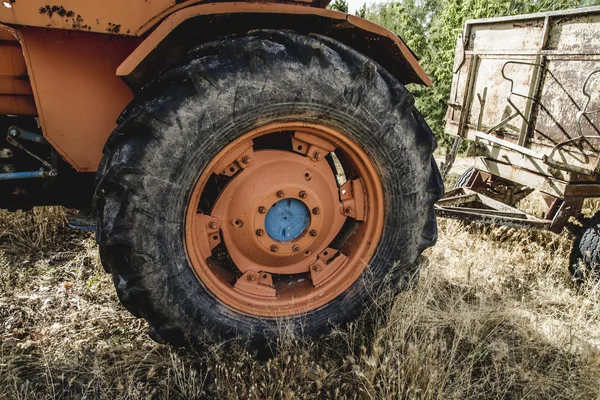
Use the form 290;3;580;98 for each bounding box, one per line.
454;167;475;188
94;31;442;347
570;213;600;283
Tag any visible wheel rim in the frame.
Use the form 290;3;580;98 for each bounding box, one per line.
185;122;384;317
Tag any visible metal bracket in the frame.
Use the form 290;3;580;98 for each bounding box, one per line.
5;127;57;179
234;270;276;298
214;142;254;177
309;248;348;288
339;179;366;220
191;214;222;258
292;131;335;162
8;126;49;145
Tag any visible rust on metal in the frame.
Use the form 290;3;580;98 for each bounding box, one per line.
445;6;600;183
184;122;384;317
435;187;552;230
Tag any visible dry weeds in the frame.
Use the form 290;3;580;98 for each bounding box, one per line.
1;165;600;399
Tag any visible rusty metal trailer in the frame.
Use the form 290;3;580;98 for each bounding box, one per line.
438;6;600;279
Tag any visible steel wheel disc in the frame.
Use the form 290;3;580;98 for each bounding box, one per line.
185;123;384;317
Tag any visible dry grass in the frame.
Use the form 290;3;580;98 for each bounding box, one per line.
1;167;600;399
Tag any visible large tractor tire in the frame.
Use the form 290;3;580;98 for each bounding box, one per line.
570;212;600;283
94;30;442;347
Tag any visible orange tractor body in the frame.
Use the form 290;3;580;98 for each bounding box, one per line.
0;0;430;173
1;1;442;348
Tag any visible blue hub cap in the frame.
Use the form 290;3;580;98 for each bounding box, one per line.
265;198;310;241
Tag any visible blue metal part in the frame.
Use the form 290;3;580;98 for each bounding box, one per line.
68;211;96;232
265;198;310;241
8;126;49;144
0;169;47;180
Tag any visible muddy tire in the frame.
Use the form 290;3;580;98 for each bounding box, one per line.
94;30;442;348
570;212;600;283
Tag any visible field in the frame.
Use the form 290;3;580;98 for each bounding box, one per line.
1;161;600;399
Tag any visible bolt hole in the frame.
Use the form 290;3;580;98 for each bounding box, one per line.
229;167;235;173
297;145;303;150
262;274;267;279
212;236;218;240
323;251;328;256
305;250;310;255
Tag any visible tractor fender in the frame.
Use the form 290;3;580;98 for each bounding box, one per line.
117;2;432;90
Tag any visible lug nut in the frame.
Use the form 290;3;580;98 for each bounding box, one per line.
208;221;217;229
345;207;353;214
313;151;321;160
248;273;256;281
258;206;267;214
8;128;18;137
292;245;300;252
277;190;285;198
270;245;279;252
299;191;307;199
242;155;251;164
256;229;265;236
312;207;320;215
312;264;321;272
309;229;317;237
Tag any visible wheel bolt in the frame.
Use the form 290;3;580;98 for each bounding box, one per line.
208;221;217;229
242;155;251;164
309;229;317;237
270;245;279;252
277;190;285;198
313;151;321;160
299;191;307;199
258;206;266;214
292;245;300;252
312;207;320;215
256;229;264;236
345;207;353;214
312;264;321;272
248;273;256;281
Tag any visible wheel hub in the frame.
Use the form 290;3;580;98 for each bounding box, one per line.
210;150;347;274
265;198;310;241
184;124;384;317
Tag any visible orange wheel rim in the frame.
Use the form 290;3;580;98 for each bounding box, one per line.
185;123;384;317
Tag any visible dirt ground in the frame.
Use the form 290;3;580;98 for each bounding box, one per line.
1;156;599;399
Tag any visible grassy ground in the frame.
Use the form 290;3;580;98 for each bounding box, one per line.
1;162;600;399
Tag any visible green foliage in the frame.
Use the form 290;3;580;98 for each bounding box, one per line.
328;0;349;12
362;0;600;147
355;3;368;17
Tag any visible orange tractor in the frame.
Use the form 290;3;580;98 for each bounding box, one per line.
0;1;441;347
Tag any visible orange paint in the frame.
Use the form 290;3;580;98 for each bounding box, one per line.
18;28;140;171
185;123;384;317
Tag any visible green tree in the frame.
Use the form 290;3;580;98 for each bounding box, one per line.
328;0;349;12
356;3;368;17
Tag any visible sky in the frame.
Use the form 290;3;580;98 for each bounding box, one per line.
346;0;378;14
